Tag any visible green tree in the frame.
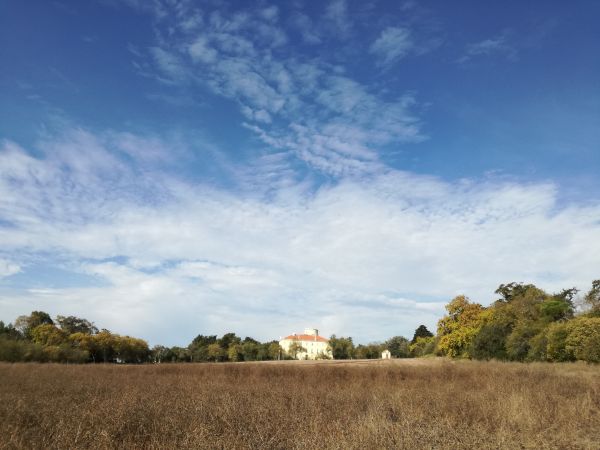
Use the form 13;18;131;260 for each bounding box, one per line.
151;345;171;363
0;321;22;340
266;342;282;360
584;280;600;317
385;336;410;358
218;333;241;350
328;335;354;359
56;315;98;335
470;320;511;360
227;344;243;362
207;343;226;362
409;336;436;357
286;341;307;359
411;325;434;344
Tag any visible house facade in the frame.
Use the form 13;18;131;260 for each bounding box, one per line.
279;328;332;360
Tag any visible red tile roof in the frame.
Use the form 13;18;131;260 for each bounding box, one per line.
283;334;329;343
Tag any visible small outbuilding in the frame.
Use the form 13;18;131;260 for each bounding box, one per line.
381;349;391;359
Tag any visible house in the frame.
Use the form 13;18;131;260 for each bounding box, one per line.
381;349;391;359
279;328;332;360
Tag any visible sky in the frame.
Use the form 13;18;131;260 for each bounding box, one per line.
0;0;599;346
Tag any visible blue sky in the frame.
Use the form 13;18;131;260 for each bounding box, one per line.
1;0;599;346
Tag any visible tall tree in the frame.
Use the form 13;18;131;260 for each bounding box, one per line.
328;335;354;360
56;315;98;335
584;280;600;317
14;311;53;339
411;325;434;344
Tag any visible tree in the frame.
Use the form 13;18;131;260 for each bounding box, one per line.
56;315;98;335
30;324;68;346
241;341;259;361
113;336;149;363
0;321;22;340
70;332;97;362
151;345;171;363
14;311;53;339
437;295;485;358
286;341;306;359
565;317;600;363
471;321;510;360
411;325;433;344
93;330;117;363
218;333;241;350
188;334;217;362
409;336;436;357
354;343;383;359
266;342;282;360
328;335;354;360
227;344;243;362
207;343;226;362
385;336;410;358
584;280;600;317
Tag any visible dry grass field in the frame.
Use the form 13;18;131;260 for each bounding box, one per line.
1;359;599;449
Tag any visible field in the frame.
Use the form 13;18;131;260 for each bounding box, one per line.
1;359;599;449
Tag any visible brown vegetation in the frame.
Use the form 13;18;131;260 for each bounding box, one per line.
1;359;599;449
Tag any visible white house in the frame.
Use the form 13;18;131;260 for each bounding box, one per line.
279;328;332;360
382;349;391;359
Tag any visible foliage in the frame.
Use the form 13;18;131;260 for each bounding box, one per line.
385;336;410;358
286;341;307;359
14;311;54;339
437;296;485;358
409;336;436;357
438;280;600;363
328;335;354;359
56;315;98;335
411;325;433;344
584;280;600;317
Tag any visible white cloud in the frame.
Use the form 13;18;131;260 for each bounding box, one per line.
1;132;600;345
0;260;20;278
370;27;414;66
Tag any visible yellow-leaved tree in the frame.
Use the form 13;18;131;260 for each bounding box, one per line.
437;295;485;358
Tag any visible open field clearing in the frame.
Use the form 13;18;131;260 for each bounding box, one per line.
1;359;599;449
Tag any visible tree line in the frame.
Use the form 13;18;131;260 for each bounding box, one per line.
1;279;598;363
432;280;600;363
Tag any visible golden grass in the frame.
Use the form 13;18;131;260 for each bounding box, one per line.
1;359;599;449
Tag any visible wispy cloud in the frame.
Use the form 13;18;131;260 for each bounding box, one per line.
458;31;518;63
370;27;414;66
126;1;426;177
324;0;352;38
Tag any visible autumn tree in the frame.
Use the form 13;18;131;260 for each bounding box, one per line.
14;311;54;339
30;324;68;346
437;295;485;358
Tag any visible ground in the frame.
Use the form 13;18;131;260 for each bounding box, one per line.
1;358;599;449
